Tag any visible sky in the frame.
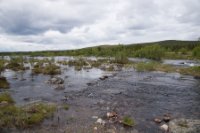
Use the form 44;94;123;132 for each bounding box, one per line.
0;0;199;52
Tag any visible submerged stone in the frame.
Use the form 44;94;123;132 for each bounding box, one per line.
169;119;200;133
47;77;64;84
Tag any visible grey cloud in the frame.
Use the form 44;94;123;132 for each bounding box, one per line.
0;0;199;51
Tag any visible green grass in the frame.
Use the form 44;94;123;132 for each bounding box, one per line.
63;104;69;110
6;57;25;71
6;62;25;71
122;116;134;126
0;77;10;89
179;66;200;77
32;63;61;75
1;40;199;60
0;93;14;103
134;62;158;72
0;93;56;128
133;61;200;77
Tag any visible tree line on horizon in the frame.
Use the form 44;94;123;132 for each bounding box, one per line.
0;40;200;60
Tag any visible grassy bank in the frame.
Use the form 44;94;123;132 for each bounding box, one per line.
0;93;56;128
129;61;200;78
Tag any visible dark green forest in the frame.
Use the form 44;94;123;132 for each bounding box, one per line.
0;40;200;60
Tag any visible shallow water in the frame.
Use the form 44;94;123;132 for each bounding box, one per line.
0;57;200;133
163;59;200;67
1;66;112;105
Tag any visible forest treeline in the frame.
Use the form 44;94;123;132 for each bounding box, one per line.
0;40;200;60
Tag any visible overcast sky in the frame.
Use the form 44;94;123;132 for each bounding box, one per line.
0;0;199;51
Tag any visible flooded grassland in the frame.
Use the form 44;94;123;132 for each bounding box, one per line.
0;56;200;133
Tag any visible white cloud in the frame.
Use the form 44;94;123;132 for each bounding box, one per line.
0;0;199;51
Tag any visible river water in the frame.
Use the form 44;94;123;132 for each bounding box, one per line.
0;56;200;133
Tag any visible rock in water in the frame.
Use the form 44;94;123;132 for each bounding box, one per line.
96;118;106;125
47;77;64;84
54;84;65;90
169;118;200;133
154;118;162;123
160;124;169;132
107;112;118;118
99;75;108;80
163;114;171;123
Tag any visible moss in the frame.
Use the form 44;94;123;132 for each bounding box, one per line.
32;63;61;75
0;93;14;103
122;116;134;127
0;77;10;89
178;120;189;128
63;104;69;110
6;57;25;71
24;103;56;125
133;61;200;77
43;64;61;75
134;62;157;72
57;61;68;65
0;94;56;129
68;58;88;67
179;66;200;77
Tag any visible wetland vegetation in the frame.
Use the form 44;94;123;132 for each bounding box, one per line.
0;40;200;133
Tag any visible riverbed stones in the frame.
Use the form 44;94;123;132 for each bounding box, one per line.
160;124;169;132
169;118;200;133
194;76;200;79
99;75;108;80
47;77;65;90
107;112;118;118
47;77;64;84
54;84;65;90
23;97;31;101
96;118;106;125
163;114;171;122
154;118;162;123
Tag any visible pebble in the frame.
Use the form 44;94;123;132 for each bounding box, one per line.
160;124;169;131
96;118;106;125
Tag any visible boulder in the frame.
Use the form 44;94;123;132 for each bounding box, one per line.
107;112;118;118
54;84;65;90
169;118;200;133
47;77;64;84
160;124;169;132
96;118;106;125
163;114;171;122
99;75;108;80
154;118;162;123
194;76;200;79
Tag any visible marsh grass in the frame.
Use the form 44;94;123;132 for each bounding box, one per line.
134;62;158;72
63;104;69;110
6;57;25;71
32;63;61;75
0;93;56;128
122;116;134;127
133;61;200;77
0;93;14;103
179;66;200;77
0;77;10;89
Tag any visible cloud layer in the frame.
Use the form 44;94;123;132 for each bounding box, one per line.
0;0;199;51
